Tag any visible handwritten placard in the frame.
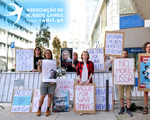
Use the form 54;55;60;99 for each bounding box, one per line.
32;89;48;112
11;89;32;113
74;83;95;114
42;60;57;82
113;58;135;85
15;49;34;72
87;48;105;70
56;78;74;101
104;31;125;57
54;91;69;112
138;53;150;91
95;87;113;111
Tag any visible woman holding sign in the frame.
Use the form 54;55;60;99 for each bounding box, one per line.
76;51;94;115
142;42;150;114
36;49;56;116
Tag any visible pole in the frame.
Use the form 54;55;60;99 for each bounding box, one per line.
5;31;8;72
106;79;109;111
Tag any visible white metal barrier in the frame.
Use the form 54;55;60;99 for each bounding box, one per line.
0;71;145;103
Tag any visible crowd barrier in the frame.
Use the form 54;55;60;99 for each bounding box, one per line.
0;71;145;103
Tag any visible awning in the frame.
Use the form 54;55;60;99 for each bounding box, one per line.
131;0;150;19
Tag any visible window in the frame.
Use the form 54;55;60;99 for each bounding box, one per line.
120;0;136;15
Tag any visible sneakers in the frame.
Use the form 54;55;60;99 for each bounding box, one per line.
45;110;51;116
80;113;84;116
118;107;125;115
126;109;133;117
36;109;41;116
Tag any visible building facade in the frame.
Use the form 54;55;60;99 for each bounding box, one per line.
89;0;150;69
0;0;35;71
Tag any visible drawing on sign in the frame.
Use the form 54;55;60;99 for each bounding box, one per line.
55;78;74;101
138;54;150;91
54;91;69;112
18;97;25;104
105;31;125;57
42;60;57;82
95;87;113;110
11;89;32;113
74;83;95;113
32;89;48;112
87;48;105;70
15;49;34;71
113;58;135;85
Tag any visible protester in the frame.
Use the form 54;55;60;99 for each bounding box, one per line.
33;47;44;72
100;56;113;72
142;42;150;114
116;50;133;117
72;52;79;68
67;52;79;72
36;49;56;116
76;51;94;115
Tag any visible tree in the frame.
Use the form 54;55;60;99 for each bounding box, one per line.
52;36;61;65
35;20;51;54
62;40;67;48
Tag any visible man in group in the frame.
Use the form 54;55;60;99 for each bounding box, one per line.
117;50;133;117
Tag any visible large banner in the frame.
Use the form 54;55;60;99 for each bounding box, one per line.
87;48;105;70
32;89;48;112
15;49;34;72
11;89;32;113
74;83;95;114
138;54;150;91
42;60;57;82
55;78;74;101
104;31;125;57
95;87;113;111
54;91;69;112
60;48;73;68
113;58;135;85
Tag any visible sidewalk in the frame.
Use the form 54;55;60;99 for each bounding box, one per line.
114;101;150;120
0;103;117;120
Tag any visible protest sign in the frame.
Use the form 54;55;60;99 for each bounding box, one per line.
113;58;135;85
32;89;48;112
15;49;34;72
42;60;57;82
11;89;32;113
138;53;150;91
104;31;125;57
87;48;105;70
60;48;73;68
56;78;74;101
74;83;95;114
53;91;69;112
95;87;113;111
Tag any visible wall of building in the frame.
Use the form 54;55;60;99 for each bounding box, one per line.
0;0;35;71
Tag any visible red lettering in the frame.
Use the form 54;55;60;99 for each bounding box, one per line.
119;60;129;67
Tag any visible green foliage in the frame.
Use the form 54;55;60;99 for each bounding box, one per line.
52;36;61;64
35;20;51;54
62;40;67;48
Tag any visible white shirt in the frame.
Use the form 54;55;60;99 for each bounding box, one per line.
81;62;88;83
